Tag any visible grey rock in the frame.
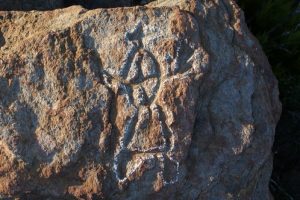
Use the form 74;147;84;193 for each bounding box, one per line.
0;0;281;199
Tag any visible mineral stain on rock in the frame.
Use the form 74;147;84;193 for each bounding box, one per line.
0;0;281;199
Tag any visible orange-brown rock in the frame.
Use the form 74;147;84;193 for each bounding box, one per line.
0;0;281;199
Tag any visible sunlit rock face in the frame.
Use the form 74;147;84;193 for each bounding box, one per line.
0;0;281;199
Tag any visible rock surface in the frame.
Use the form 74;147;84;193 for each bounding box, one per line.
0;0;281;199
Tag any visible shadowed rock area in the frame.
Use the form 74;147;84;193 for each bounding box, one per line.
0;0;281;199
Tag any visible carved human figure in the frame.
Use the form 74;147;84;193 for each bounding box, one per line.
101;22;204;187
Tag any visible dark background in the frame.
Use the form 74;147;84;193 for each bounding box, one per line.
0;0;148;10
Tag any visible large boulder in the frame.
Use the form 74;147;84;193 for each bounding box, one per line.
0;0;281;199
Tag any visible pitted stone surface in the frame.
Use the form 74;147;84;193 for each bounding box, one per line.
0;0;281;199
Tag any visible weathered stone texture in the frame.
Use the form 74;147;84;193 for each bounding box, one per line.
0;0;281;199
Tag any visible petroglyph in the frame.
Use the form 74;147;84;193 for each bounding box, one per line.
98;21;203;186
0;11;205;190
0;1;282;199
